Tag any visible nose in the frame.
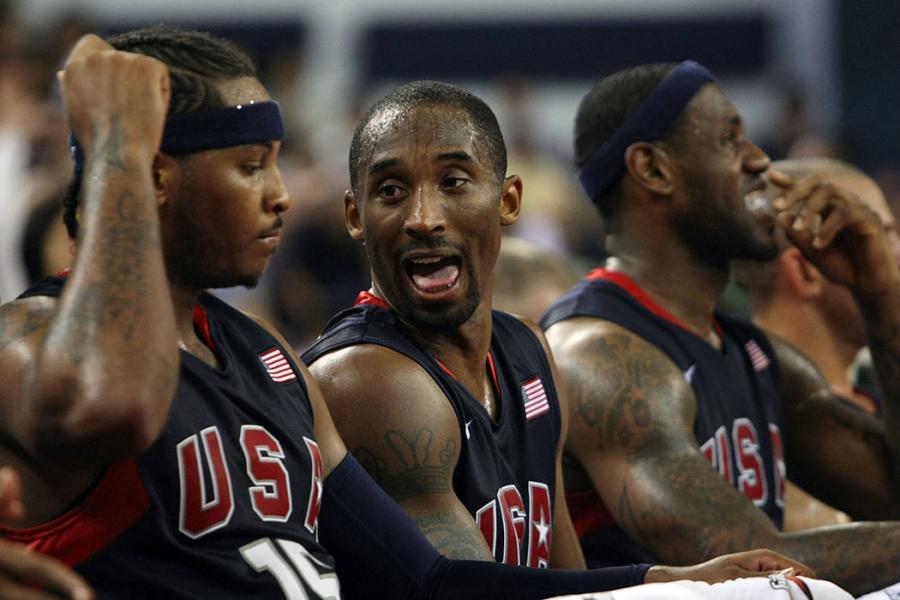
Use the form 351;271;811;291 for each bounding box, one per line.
743;138;770;174
265;165;291;214
404;187;445;238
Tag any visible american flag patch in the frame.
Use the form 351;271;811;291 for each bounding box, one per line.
259;347;296;383
522;377;550;421
745;340;770;372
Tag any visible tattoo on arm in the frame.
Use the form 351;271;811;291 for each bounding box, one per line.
352;427;456;501
91;115;128;172
411;511;492;559
0;304;54;352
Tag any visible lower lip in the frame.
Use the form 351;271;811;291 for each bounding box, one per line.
407;274;462;304
258;235;281;250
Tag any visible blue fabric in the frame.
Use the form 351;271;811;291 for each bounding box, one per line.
70;100;286;173
320;453;651;599
577;60;715;203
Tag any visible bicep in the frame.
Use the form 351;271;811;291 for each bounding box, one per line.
552;322;780;564
0;299;54;441
308;347;493;560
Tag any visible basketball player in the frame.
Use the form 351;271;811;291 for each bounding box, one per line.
541;61;900;596
0;30;808;599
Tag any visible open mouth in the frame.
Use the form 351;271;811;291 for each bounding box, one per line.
405;255;461;294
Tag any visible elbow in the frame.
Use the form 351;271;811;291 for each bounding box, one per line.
27;372;176;465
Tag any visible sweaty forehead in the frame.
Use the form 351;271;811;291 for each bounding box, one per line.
363;105;480;166
684;84;740;130
215;77;271;106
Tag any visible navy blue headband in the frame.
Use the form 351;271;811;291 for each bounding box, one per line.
71;100;286;173
577;60;716;203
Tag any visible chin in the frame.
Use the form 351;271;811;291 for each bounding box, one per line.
398;291;481;333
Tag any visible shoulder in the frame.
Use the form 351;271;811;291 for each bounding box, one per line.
0;296;57;395
549;316;696;449
308;343;460;445
0;296;57;351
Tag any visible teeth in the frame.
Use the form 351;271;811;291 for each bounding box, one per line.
745;190;772;215
412;257;442;264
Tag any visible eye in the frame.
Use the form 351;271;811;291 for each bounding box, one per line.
378;182;407;200
441;176;469;190
241;162;264;175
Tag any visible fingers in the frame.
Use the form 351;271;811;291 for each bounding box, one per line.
62;34;114;70
767;168;794;189
0;541;93;600
747;548;817;579
0;468;24;524
774;174;875;251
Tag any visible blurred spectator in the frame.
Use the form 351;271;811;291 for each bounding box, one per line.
493;236;580;323
497;75;605;263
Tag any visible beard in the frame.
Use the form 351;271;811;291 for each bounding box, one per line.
674;180;778;268
372;237;483;333
392;284;482;333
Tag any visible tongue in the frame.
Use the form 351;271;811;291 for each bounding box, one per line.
412;264;459;292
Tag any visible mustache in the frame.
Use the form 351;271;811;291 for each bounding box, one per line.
397;237;467;256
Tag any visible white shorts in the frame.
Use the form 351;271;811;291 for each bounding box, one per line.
545;574;853;600
857;582;900;600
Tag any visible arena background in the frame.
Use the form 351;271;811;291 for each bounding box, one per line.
2;0;897;346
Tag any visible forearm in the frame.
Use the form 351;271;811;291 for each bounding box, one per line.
778;521;900;596
320;454;650;600
408;509;495;561
859;279;900;492
30;158;178;461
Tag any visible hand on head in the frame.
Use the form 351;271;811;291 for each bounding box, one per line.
768;168;899;294
58;33;171;166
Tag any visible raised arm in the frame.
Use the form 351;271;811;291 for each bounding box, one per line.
772;170;900;504
309;345;494;560
0;36;178;476
548;317;900;595
772;334;900;519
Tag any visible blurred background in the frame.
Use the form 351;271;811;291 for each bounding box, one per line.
2;0;898;348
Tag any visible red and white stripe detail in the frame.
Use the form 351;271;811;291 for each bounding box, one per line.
259;347;296;383
522;377;550;421
745;340;770;372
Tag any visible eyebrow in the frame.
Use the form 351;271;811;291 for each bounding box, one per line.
436;151;474;163
369;158;399;176
368;151;474;176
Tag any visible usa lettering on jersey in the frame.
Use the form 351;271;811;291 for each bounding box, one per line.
474;481;552;567
177;426;323;539
700;420;785;508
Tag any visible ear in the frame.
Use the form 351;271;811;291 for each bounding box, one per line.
344;189;364;241
779;247;824;300
623;141;674;196
153;152;180;206
499;174;523;227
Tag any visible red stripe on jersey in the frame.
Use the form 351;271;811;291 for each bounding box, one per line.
565;489;615;538
193;303;216;353
586;268;722;337
353;290;390;309
0;460;150;567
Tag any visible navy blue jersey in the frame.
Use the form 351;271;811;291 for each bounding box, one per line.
303;294;562;568
5;276;338;599
541;269;786;568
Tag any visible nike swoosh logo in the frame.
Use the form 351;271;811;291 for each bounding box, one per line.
464;419;473;440
683;364;696;384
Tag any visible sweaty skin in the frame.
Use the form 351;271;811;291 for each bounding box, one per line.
547;83;900;595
